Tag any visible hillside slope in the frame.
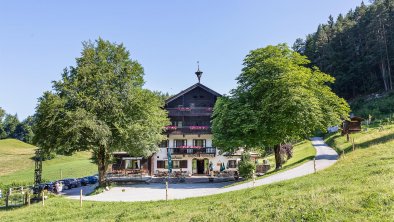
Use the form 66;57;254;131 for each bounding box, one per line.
0;139;36;177
1;125;393;221
0;139;97;185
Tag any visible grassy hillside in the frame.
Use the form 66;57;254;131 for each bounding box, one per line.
264;140;316;172
0;139;36;177
0;139;97;186
228;140;316;186
1;125;393;221
350;91;394;119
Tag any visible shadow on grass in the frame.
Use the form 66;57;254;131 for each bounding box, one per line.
324;134;341;149
0;205;25;211
258;155;315;178
330;132;394;155
357;132;394;149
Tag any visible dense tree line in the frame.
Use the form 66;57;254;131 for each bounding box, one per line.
294;0;394;99
0;107;34;143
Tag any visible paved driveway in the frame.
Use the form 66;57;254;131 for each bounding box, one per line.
66;137;338;202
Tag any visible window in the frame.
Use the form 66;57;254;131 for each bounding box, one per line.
173;160;180;169
157;160;168;169
177;121;183;127
172;160;188;169
159;140;168;148
228;160;237;168
193;139;206;147
174;139;187;147
125;159;140;169
180;160;188;168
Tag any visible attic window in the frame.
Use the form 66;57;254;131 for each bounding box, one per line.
193;95;198;99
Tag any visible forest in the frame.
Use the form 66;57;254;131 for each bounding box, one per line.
0;107;34;143
293;0;394;100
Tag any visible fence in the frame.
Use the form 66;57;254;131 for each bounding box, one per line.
0;186;34;208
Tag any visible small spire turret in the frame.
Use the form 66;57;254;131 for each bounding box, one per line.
195;61;203;83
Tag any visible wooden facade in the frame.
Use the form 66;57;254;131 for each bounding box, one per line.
342;116;364;135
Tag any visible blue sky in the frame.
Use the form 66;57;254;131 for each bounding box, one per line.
0;0;364;119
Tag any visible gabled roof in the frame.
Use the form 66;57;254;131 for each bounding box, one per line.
165;83;222;104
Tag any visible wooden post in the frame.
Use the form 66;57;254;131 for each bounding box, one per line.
80;189;83;208
5;190;9;208
352;138;355;151
252;170;256;187
42;191;45;207
342;150;345;158
313;157;316;173
165;181;168;201
21;186;24;205
27;192;31;206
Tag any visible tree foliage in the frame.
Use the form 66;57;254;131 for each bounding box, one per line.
299;0;394;99
212;44;349;169
0;108;34;142
33;38;169;186
0;107;6;139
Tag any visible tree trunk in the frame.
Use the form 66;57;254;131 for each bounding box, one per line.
274;144;282;170
381;18;393;90
380;60;389;91
97;146;109;187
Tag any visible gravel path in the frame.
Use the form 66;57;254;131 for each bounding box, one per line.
66;137;337;202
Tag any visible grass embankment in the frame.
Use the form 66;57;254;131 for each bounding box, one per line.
0;139;97;186
264;140;316;172
227;140;316;187
2;125;393;221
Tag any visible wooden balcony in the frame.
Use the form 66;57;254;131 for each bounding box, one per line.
167;147;216;156
164;126;211;135
166;107;213;117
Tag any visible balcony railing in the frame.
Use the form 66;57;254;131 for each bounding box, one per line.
164;126;211;135
166;107;213;117
167;147;216;155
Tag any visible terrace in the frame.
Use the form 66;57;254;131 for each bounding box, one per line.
167;147;216;156
166;107;213;117
164;125;211;135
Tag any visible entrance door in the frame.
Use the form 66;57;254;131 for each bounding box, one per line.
197;159;205;174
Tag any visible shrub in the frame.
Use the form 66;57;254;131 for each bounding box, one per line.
238;153;256;179
280;143;293;163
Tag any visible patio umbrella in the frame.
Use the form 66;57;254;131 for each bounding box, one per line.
220;162;225;172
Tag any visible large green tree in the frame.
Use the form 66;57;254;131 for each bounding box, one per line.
14;116;34;143
3;114;20;138
212;44;349;169
0;107;6;139
33;38;169;186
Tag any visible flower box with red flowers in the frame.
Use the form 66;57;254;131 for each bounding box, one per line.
177;107;192;111
189;126;209;130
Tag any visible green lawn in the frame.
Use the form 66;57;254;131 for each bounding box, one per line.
1;125;393;221
227;140;316;187
264;140;316;172
0;139;97;186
